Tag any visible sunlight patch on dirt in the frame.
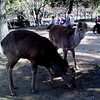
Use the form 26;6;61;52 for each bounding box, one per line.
87;88;100;92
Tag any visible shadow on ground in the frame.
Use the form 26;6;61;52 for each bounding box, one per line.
0;54;100;100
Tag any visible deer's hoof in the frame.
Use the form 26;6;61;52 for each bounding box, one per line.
13;86;18;89
31;89;38;94
10;92;17;96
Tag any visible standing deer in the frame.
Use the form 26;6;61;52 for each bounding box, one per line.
49;22;87;70
1;30;75;96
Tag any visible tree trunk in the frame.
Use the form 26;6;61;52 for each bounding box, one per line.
69;0;74;11
0;17;8;39
0;0;8;53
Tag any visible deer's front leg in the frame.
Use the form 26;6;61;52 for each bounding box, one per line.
63;47;68;61
71;49;80;70
31;62;38;94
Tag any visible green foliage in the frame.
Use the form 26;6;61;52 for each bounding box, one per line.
48;0;100;8
6;0;100;17
82;1;89;8
75;0;100;8
7;0;15;4
49;0;70;7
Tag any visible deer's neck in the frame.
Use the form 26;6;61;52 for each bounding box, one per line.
74;28;85;47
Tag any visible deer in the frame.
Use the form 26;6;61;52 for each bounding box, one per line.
1;30;75;96
48;21;88;70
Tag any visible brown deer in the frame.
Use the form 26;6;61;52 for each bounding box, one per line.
1;30;75;96
49;22;87;70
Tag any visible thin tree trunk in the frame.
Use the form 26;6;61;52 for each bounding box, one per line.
76;1;79;20
90;7;93;21
34;8;40;26
84;8;86;19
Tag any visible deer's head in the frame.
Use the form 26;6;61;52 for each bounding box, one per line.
77;21;88;39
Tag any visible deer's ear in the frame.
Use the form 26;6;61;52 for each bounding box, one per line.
84;23;88;29
78;22;82;28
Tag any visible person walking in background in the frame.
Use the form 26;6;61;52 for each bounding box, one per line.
66;11;75;27
47;16;56;29
95;16;100;24
93;16;100;34
51;16;56;25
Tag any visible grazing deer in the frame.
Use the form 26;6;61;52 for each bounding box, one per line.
1;30;75;96
49;22;88;70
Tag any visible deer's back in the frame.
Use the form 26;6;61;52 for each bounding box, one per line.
49;25;75;48
1;30;58;61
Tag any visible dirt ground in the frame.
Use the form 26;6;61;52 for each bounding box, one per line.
0;23;100;100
